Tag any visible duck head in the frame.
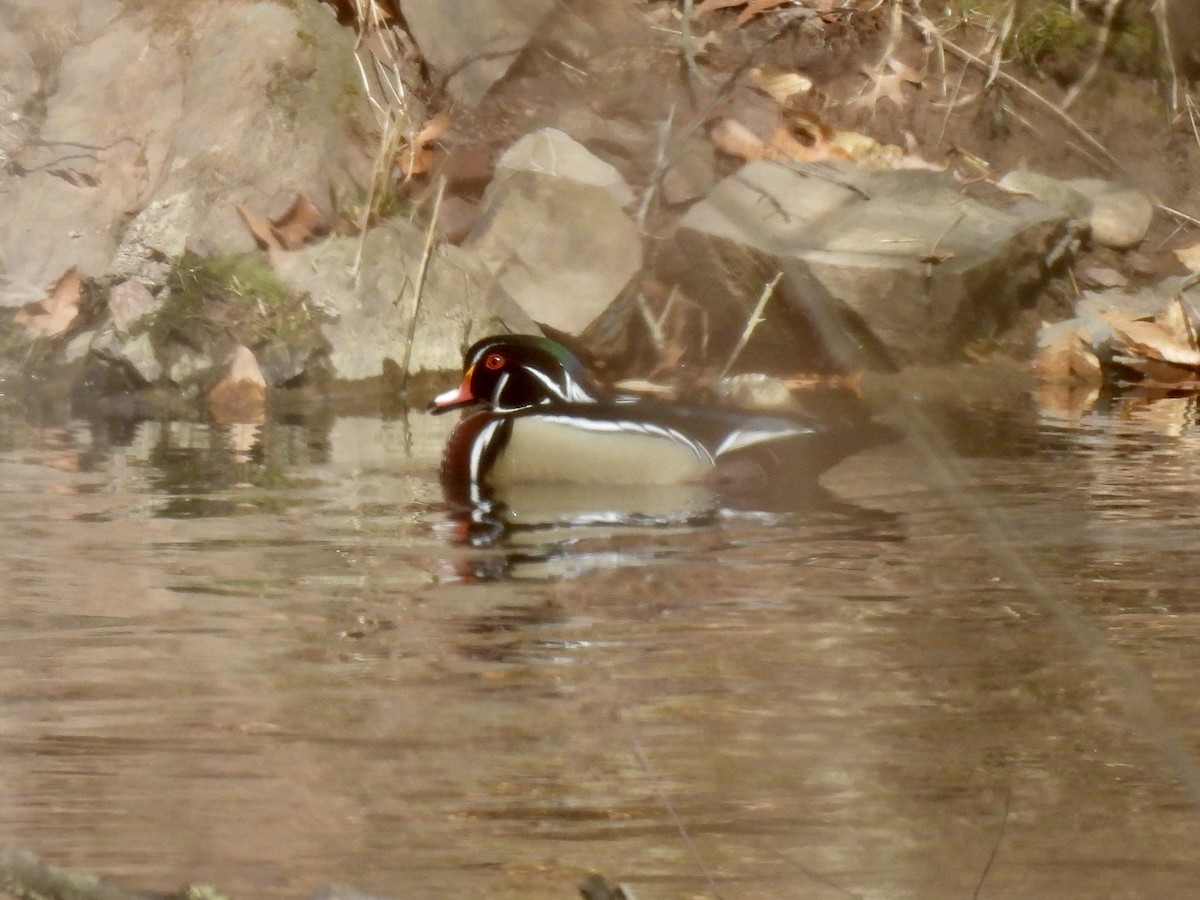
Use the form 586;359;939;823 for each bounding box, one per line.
429;334;601;414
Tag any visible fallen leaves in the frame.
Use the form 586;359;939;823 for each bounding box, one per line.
1036;291;1200;394
14;267;83;338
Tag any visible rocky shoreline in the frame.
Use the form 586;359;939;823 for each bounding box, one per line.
1;0;1197;423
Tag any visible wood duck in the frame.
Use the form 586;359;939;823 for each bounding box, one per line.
429;334;885;494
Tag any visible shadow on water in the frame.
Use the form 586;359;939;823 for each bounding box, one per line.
3;389;1200;899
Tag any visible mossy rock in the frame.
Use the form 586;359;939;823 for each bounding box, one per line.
150;252;330;387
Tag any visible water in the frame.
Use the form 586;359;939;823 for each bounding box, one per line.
2;381;1200;900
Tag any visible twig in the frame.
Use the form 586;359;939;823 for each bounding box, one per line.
720;271;783;378
1061;0;1125;110
634;105;675;233
398;175;446;392
680;0;714;90
1154;0;1182;116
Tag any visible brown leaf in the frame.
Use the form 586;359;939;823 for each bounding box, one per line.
1109;315;1200;368
736;0;794;25
236;202;282;251
748;67;813;104
15;267;82;338
207;345;267;425
711;118;769;162
1034;324;1103;385
695;0;748;14
237;194;327;251
270;194;328;249
397;113;452;178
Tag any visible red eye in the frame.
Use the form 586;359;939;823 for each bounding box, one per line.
484;353;505;370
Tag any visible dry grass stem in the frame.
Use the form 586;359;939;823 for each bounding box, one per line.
1061;0;1125;110
721;271;783;378
398;175;446;390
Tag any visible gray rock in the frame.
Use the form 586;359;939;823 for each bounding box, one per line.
273;218;536;382
998;170;1092;221
166;346;214;393
117;331;164;384
1077;266;1129;289
465;170;642;336
663;161;1074;367
108;280;161;334
1068;178;1155;249
496;128;635;206
397;0;559;106
109;193;196;285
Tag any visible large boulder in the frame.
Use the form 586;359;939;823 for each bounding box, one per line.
0;0;377;307
465;133;643;336
272;218;537;383
661;160;1076;369
397;0;559;106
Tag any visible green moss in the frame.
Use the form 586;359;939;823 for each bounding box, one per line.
151;252;325;354
1012;3;1093;67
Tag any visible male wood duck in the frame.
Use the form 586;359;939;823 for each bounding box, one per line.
429;334;886;494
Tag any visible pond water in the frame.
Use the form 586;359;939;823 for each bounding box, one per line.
2;377;1200;900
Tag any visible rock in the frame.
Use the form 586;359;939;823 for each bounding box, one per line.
496;128;635;206
465;170;643;336
118;331;164;384
0;21;41;164
397;0;559;106
998;170;1092;221
0;0;377;306
166;346;215;395
661;160;1075;367
108;280;160;334
109;193;196;286
272;218;536;383
1068;178;1155;249
1077;266;1128;289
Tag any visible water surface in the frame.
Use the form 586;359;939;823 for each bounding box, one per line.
1;386;1200;900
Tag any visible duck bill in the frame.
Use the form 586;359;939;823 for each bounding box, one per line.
428;367;477;414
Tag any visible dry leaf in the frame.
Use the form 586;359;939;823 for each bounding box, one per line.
207;345;267;425
736;0;794;25
397;112;452;178
1034;324;1103;385
853;67;909;111
15;267;82;338
1109;316;1200;368
236;193;327;251
748;67;813;104
1174;241;1200;273
270;195;327;249
695;0;749;14
711;118;770;162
